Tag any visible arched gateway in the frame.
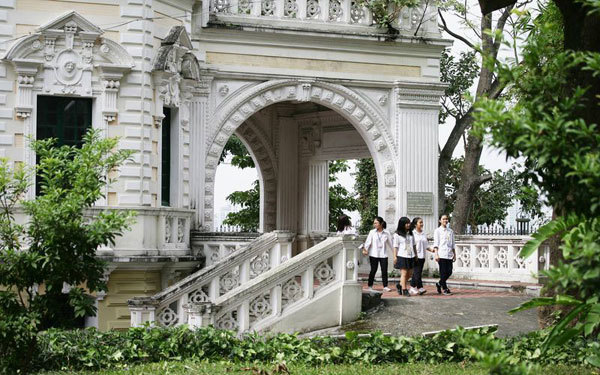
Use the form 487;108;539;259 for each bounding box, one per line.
201;80;399;234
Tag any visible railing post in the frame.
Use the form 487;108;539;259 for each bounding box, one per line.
240;259;250;284
303;266;314;299
128;298;158;327
275;0;285;17
238;301;250;332
209;277;220;300
341;0;351;23
271;285;282;316
297;0;307;18
177;294;188;326
251;0;261;15
319;0;330;21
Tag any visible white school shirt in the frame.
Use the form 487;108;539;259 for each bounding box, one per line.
336;226;357;235
413;230;429;259
433;226;455;259
364;229;393;258
393;233;415;258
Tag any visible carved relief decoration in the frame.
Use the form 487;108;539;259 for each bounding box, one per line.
152;26;202;126
3;11;135;121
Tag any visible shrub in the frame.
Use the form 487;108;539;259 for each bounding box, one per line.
30;325;597;372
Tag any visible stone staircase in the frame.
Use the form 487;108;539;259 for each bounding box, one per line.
129;232;362;334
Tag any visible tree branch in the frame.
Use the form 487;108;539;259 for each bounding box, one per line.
476;173;493;186
479;0;517;15
438;9;476;50
489;77;505;99
492;5;515;60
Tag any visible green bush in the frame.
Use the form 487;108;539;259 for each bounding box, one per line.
30;325;598;372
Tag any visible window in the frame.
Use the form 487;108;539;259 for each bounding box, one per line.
37;96;92;147
161;107;171;206
36;96;92;195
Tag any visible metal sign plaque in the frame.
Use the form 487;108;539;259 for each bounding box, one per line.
407;192;433;215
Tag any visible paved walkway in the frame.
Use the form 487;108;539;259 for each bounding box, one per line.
341;282;539;338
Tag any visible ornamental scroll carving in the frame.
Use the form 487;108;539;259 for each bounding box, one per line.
152;26;201;128
3;11;134;121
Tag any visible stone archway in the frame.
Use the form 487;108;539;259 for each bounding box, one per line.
234;118;278;232
201;80;399;231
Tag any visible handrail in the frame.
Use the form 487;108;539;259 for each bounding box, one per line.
129;231;294;327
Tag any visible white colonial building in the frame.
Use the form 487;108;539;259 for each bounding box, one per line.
0;0;543;333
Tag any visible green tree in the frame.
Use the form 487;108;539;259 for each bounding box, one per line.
328;160;360;232
475;1;600;366
444;157;543;230
0;130;134;374
353;159;378;234
222;180;260;232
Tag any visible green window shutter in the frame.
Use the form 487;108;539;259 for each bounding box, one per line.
161;108;171;207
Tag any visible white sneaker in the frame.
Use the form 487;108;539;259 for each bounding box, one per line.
367;287;375;292
409;287;418;296
383;287;392;292
418;288;427;295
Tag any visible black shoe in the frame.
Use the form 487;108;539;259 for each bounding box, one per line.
402;289;410;297
442;289;452;296
436;282;442;294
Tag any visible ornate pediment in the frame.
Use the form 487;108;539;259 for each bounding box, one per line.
3;11;134;120
153;26;200;80
36;10;103;35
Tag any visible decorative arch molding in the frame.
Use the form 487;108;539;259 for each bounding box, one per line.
3;11;135;121
234;118;278;232
201;79;399;230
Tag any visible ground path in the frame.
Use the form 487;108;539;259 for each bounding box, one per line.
338;281;539;338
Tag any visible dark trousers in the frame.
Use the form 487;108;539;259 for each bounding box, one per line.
439;258;453;290
411;258;426;288
368;256;388;287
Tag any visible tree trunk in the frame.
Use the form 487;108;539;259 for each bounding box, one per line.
450;133;491;233
449;13;495;233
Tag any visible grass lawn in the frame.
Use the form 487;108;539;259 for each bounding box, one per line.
38;361;599;375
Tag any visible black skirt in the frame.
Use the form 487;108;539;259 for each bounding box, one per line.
394;256;415;270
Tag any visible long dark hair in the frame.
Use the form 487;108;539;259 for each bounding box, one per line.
374;216;386;230
410;217;422;232
336;215;352;232
396;216;412;237
438;214;449;227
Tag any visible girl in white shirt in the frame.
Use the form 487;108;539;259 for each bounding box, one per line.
336;214;357;235
433;214;456;295
364;216;393;292
409;217;433;296
393;216;417;296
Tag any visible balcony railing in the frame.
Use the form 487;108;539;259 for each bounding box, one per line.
204;0;440;37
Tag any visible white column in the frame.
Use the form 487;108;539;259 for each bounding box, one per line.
190;80;211;230
307;160;329;233
393;83;444;232
276;117;298;231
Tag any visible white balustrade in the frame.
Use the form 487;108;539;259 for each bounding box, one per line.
206;0;437;35
130;234;362;334
129;231;295;328
425;236;550;283
158;210;192;251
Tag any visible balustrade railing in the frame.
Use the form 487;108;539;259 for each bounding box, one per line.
424;236;549;283
206;0;439;36
130;231;294;328
130;234;361;334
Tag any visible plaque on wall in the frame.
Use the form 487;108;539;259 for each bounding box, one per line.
407;192;433;215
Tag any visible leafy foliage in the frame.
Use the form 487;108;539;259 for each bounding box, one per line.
0;130;135;374
353;159;378;234
28;325;598;372
439;50;480;124
219;135;255;169
358;0;419;29
474;1;600;367
444;157;543;229
222;180;260;232
328;160;359;232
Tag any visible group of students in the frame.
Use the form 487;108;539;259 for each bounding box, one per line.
336;213;456;296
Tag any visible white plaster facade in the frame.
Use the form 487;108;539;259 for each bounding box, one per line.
0;0;450;329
